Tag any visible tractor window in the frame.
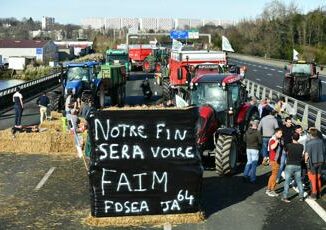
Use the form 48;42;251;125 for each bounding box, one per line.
228;84;240;109
191;83;227;112
107;54;128;64
67;67;89;81
291;64;311;75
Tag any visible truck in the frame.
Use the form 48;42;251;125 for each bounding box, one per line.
105;49;131;74
51;61;126;111
142;47;169;73
128;45;152;70
283;60;323;102
161;50;228;101
162;49;258;175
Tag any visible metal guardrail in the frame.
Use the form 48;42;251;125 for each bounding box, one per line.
0;72;61;111
244;79;326;134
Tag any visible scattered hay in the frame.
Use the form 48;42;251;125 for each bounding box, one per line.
0;112;79;155
83;212;204;227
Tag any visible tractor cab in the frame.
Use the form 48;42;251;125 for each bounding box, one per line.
64;62;100;96
190;74;245;127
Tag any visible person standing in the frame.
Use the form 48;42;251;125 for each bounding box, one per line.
36;91;50;124
13;87;23;128
258;110;279;166
65;89;73;129
243;120;262;183
266;128;283;197
295;125;309;187
305;127;326;200
276;117;295;183
281;132;305;203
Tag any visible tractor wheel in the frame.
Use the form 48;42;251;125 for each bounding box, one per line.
117;85;126;107
162;78;170;101
214;135;237;176
283;78;293;96
111;87;119;106
47;91;61;112
98;84;105;108
310;78;321;102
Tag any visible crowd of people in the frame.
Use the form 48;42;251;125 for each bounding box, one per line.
243;96;325;202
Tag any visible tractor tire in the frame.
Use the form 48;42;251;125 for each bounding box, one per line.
98;83;105;108
214;135;238;176
47;91;61;112
310;78;321;102
282;78;293;96
162;78;170;101
117;85;126;107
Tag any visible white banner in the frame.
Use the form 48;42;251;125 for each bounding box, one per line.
293;49;299;61
172;39;183;51
222;36;234;52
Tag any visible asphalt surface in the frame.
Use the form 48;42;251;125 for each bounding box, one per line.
0;71;325;229
230;58;326;111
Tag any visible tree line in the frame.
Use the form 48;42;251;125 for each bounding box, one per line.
216;0;326;63
1;0;325;63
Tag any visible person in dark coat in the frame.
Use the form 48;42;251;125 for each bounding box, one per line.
12;87;23;128
243;120;262;183
305;127;326;200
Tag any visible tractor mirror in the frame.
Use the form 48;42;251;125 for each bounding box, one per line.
177;68;183;80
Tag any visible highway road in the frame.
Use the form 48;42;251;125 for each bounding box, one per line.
0;72;161;130
0;71;325;229
230;58;326;111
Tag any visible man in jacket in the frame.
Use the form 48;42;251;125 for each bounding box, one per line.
258;110;279;166
305;127;326;200
276;117;295;183
281;132;305;203
36;91;50;124
243;120;262;183
266;128;283;197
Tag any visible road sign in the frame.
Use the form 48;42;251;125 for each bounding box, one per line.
170;30;188;39
188;30;199;39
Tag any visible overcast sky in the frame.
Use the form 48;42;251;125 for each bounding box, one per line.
2;0;325;24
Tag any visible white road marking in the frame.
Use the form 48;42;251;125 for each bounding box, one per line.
292;185;326;223
256;78;261;81
253;69;258;72
34;167;56;190
278;70;283;73
322;81;326;84
258;66;262;68
252;64;257;67
281;174;326;223
267;73;272;76
264;67;268;69
270;68;276;71
276;85;282;89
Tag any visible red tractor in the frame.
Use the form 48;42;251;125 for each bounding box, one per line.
162;50;258;175
190;70;258;175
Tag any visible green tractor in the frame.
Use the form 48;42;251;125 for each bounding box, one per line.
98;62;127;107
142;47;169;73
105;49;131;75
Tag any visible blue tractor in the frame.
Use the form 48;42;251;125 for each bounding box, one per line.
51;61;127;111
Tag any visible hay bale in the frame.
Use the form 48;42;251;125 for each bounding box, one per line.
83;212;204;227
0;128;76;155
